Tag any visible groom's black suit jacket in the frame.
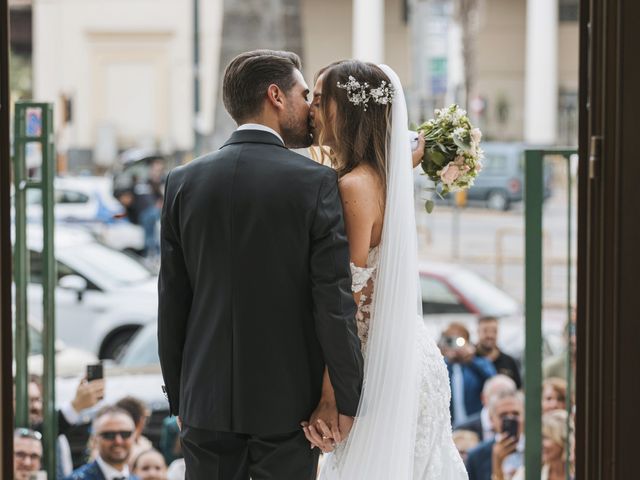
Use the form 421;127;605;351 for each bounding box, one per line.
158;129;363;435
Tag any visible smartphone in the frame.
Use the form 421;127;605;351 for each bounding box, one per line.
86;363;103;382
502;416;519;439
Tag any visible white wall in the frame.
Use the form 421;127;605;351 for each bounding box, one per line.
33;0;222;156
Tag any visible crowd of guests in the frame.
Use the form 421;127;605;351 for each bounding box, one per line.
15;314;573;479
14;373;185;480
440;316;575;480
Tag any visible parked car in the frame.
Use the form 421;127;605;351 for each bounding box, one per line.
28;321;98;377
420;261;524;356
23;176;145;253
55;322;168;452
25;224;158;359
431;142;554;211
13;316;99;377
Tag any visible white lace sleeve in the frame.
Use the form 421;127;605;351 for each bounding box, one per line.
350;262;376;293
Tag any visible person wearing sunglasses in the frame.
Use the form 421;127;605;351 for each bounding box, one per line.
14;428;43;480
66;406;139;480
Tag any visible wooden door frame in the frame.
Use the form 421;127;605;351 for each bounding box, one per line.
577;0;640;478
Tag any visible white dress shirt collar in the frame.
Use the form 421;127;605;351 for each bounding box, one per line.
236;123;284;145
96;455;131;480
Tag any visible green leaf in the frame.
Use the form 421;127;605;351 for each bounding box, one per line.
425;148;446;167
425;199;435;214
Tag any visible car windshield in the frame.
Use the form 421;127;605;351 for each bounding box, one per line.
67;243;152;286
447;269;519;317
119;325;159;367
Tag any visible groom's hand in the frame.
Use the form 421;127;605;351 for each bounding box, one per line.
176;416;182;431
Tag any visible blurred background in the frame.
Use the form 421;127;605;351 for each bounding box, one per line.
8;0;578;479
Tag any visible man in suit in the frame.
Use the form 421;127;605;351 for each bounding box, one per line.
455;374;517;441
66;406;139;480
158;49;364;479
466;391;524;480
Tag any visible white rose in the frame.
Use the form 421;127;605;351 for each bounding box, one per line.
470;128;482;145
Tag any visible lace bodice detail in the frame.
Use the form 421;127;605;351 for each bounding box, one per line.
350;246;380;349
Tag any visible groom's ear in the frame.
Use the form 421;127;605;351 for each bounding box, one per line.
266;84;286;111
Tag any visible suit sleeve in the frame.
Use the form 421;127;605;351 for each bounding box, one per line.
157;170;193;416
310;168;364;416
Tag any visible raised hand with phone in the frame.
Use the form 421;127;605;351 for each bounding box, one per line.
489;391;524;480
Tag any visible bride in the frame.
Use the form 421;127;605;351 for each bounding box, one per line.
302;60;468;479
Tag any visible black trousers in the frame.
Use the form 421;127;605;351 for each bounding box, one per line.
181;424;320;480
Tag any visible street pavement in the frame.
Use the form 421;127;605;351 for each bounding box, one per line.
415;186;577;336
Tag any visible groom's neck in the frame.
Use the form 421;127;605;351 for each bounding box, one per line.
241;112;282;137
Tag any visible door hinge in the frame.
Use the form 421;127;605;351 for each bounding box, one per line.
589;135;602;179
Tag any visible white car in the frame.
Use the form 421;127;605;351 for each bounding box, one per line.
419;262;522;356
25;225;158;359
26;318;99;377
55;322;167;423
24;176;144;253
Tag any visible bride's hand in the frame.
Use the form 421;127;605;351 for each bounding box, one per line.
412;133;425;168
301;419;337;453
301;399;340;452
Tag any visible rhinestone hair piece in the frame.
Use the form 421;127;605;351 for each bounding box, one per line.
336;75;395;111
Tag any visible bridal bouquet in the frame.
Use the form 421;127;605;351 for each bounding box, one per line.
416;104;484;213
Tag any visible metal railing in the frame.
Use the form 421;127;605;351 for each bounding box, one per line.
524;148;576;480
13;101;57;479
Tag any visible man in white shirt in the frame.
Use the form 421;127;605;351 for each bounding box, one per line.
66;406;139;480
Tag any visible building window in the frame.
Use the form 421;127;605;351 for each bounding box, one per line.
559;0;579;22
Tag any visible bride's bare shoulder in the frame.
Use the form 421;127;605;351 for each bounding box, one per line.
338;166;381;196
338;167;383;216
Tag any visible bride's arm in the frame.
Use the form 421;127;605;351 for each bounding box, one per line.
339;173;379;306
313;175;377;412
302;172;380;450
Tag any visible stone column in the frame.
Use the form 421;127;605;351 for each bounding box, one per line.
524;0;558;144
353;0;384;63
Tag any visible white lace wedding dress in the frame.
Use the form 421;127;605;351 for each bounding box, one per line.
318;63;467;479
319;247;468;479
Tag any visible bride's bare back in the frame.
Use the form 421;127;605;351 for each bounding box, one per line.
338;165;384;268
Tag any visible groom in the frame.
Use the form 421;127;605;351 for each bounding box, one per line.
158;49;364;479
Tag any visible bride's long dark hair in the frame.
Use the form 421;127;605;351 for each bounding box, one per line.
315;60;393;194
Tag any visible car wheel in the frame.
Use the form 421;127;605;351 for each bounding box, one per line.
486;190;510;211
100;328;139;360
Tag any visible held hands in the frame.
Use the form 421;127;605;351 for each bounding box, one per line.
301;398;354;453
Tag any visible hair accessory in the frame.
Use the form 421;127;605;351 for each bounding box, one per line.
336;75;395;111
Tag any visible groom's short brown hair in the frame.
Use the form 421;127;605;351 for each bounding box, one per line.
222;49;302;123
